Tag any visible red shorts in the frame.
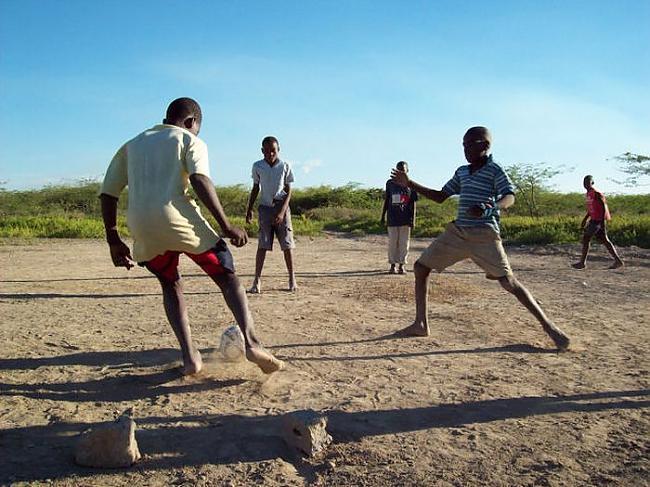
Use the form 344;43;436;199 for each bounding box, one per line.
141;240;235;283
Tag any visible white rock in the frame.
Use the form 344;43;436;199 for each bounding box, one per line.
75;415;141;468
282;410;332;457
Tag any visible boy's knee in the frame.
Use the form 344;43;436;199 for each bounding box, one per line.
212;271;240;288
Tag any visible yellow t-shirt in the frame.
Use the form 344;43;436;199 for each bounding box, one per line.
101;124;219;262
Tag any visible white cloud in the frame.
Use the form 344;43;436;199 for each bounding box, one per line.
291;158;323;175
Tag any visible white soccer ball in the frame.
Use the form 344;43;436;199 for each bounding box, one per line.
219;325;246;361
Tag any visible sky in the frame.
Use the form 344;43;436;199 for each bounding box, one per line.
1;0;649;194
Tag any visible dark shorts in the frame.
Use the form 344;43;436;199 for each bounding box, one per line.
139;239;235;283
258;204;295;251
584;220;607;239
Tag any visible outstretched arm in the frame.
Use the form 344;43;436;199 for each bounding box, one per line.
100;193;134;269
190;173;248;247
391;169;449;204
246;183;260;224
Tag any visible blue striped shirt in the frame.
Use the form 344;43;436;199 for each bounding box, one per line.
442;156;515;232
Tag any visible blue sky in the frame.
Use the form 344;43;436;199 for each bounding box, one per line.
1;0;649;194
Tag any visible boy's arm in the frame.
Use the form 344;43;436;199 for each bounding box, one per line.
580;212;590;228
412;201;417;228
190;173;248;247
391;169;449;203
274;184;292;225
100;193;134;269
246;183;260;224
380;190;388;225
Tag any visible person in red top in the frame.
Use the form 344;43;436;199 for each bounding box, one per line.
572;175;624;269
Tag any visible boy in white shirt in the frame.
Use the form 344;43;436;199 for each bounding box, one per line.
245;136;297;293
100;98;283;375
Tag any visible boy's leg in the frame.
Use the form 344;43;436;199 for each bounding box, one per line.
158;277;203;375
143;251;202;375
572;233;592;269
277;210;297;291
498;275;570;350
211;272;284;373
396;261;432;336
396;223;467;337
398;226;411;273
249;248;267;293
283;248;297;291
387;226;397;272
596;228;624;268
250;206;275;293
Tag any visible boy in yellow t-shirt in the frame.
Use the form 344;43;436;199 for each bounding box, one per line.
100;97;283;375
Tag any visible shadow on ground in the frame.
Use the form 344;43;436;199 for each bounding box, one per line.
1;389;647;484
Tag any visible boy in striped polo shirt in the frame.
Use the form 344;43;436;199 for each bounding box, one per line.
391;126;570;350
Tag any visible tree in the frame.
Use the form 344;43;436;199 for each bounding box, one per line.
611;152;650;187
505;163;566;217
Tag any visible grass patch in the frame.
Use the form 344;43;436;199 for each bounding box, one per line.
1;182;649;247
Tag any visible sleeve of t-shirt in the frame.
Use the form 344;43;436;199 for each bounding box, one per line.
184;136;210;177
495;165;515;197
100;144;128;198
285;163;295;185
442;169;461;196
412;189;419;202
252;163;260;184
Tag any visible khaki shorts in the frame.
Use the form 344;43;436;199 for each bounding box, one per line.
417;222;512;279
258;205;295;251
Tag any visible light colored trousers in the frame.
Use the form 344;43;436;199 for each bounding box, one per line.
387;225;411;264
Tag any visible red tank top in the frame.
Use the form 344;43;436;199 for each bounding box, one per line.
586;188;611;221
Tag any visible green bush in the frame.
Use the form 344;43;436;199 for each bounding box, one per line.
1;181;649;247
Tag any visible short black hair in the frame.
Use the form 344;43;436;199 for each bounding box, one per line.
584;175;594;183
262;136;279;148
396;161;408;170
165;97;202;124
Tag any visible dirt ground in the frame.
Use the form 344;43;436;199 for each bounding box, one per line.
1;235;649;486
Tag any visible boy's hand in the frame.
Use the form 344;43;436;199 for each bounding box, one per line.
380;216;386;226
225;226;248;247
467;202;494;218
273;211;285;226
108;241;134;269
246;209;253;224
391;169;409;188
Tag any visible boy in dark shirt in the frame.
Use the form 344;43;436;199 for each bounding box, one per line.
381;161;418;274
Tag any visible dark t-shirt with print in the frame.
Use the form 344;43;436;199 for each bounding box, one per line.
385;180;418;227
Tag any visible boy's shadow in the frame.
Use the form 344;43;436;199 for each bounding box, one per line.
1;389;648;484
0;347;218;371
0;368;244;403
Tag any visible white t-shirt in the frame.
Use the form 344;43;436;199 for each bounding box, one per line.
101;124;219;262
251;159;295;207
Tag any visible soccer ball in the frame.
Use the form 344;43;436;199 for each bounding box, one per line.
219;325;246;361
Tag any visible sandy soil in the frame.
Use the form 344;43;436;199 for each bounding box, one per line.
1;236;649;486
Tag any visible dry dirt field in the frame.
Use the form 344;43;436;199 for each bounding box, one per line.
1;236;649;486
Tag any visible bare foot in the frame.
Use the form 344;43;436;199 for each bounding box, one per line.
247;281;261;294
398;265;406;275
609;260;624;269
246;347;285;374
289;276;298;292
543;325;571;351
389;265;396;274
571;262;585;269
393;322;430;337
181;350;203;375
